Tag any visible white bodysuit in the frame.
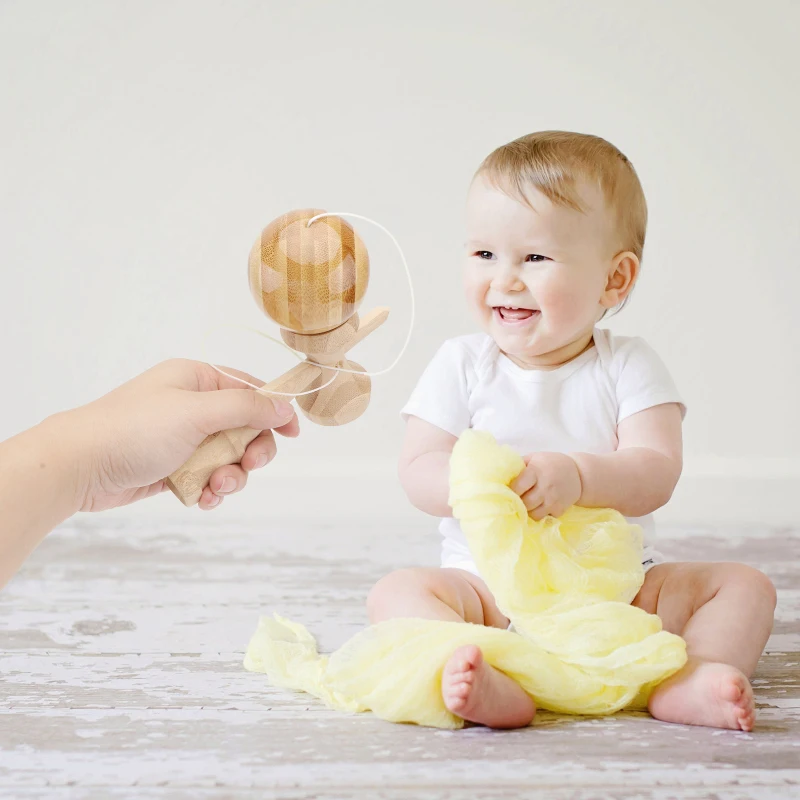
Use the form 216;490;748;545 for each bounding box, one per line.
400;328;686;576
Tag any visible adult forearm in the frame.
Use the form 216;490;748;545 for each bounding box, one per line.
571;448;680;517
0;413;84;589
399;450;453;517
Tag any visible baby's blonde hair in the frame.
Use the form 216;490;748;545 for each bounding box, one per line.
477;131;648;261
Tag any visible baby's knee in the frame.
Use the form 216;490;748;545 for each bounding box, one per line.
724;564;777;610
366;568;431;620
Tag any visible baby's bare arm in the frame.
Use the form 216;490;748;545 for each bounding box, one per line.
398;416;458;517
571;403;683;517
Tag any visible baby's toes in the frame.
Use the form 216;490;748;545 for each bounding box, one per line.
460;644;483;669
451;682;471;701
445;684;470;711
450;668;475;686
736;704;755;732
729;681;755;731
737;697;756;731
454;656;472;673
444;660;467;680
720;675;744;704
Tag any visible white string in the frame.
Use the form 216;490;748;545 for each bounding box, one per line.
301;211;416;377
206;211;415;398
203;324;340;397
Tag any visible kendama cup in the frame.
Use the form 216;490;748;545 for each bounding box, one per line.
165;209;390;506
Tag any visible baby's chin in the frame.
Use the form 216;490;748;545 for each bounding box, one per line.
483;314;540;345
483;321;585;368
498;341;552;362
485;327;549;361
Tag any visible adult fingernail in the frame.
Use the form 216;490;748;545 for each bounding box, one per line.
254;454;269;469
207;494;221;508
274;400;294;418
218;477;235;494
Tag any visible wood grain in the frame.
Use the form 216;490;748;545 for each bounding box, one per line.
248;209;369;335
165;363;323;506
1;519;798;799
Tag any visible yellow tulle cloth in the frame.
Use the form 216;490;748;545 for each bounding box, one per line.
244;430;687;728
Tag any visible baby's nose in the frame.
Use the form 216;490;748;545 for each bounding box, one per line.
491;264;525;291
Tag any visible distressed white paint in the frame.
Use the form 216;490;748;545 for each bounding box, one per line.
1;519;798;798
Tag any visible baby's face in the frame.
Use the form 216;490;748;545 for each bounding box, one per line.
464;174;619;367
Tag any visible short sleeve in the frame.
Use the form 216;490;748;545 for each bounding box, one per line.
400;340;472;437
612;337;686;424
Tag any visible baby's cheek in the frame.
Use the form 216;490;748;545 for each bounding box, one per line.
463;271;490;310
540;279;590;323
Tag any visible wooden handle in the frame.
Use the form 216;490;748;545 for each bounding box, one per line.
165;362;322;507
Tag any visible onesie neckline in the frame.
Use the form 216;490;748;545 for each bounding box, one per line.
494;330;600;383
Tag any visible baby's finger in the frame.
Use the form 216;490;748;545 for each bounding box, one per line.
241;430;278;471
520;487;543;513
529;504;550;521
510;469;537;496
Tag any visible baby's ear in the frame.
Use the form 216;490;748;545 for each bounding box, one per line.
602;251;639;308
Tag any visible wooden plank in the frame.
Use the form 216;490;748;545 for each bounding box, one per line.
0;519;798;796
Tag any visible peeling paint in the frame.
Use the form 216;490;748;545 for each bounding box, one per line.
0;519;797;796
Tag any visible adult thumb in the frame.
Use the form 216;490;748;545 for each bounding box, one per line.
193;388;296;435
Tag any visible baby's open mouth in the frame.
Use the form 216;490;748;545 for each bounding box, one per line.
494;306;540;324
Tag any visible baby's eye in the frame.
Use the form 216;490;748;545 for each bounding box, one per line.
525;254;549;263
474;250;494;260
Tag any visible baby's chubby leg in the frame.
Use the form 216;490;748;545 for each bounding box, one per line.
367;567;509;627
634;562;777;731
367;568;535;728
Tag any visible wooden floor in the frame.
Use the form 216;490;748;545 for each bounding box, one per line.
1;518;798;799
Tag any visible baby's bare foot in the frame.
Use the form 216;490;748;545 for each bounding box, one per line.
441;644;535;729
648;659;755;731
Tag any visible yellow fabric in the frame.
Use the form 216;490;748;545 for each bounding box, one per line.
244;430;687;728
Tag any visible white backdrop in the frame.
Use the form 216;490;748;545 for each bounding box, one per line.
1;0;798;524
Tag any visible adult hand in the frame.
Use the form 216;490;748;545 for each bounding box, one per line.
58;359;299;512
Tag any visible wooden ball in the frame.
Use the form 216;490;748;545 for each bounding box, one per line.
296;361;371;426
248;208;370;334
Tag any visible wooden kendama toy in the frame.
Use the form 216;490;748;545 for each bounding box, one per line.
166;208;390;506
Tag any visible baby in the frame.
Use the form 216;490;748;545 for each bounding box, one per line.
367;131;777;731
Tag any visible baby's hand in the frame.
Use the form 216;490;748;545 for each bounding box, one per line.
510;453;582;521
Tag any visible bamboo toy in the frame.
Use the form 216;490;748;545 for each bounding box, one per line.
166;208;390;506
